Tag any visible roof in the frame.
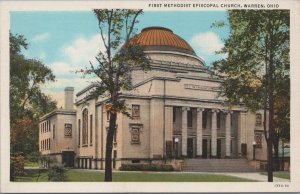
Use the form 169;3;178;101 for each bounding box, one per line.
129;26;196;56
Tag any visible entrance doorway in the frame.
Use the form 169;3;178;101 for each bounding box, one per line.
217;139;222;158
187;138;194;158
62;151;75;167
202;139;208;158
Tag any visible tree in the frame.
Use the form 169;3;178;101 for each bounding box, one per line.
79;9;150;182
213;10;289;182
10;33;57;177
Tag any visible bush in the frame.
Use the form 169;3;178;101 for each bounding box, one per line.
48;163;67;181
11;155;25;180
119;164;174;171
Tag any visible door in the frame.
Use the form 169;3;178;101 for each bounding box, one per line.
217;139;222;158
202;139;208;158
187;138;194;158
62;151;75;167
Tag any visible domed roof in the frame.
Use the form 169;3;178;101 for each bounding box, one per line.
129;27;196;56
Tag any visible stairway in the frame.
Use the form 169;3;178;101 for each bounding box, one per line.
182;158;259;172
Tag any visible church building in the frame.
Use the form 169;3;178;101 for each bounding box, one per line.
39;27;267;170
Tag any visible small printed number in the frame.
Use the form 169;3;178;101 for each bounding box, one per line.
274;184;289;188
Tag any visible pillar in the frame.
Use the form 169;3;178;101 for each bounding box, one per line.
196;108;204;157
225;111;232;157
211;109;218;157
181;107;189;157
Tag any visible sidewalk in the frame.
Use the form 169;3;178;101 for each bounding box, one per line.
213;172;290;182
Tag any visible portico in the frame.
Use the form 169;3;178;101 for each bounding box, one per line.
168;106;238;159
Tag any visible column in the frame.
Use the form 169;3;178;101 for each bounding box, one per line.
225;111;232;158
181;107;189;157
211;109;218;157
165;106;173;157
196;108;204;157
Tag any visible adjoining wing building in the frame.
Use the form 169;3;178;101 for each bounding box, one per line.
39;27;267;170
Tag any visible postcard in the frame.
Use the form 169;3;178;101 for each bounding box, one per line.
1;0;300;193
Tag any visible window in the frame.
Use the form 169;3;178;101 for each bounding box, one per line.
53;125;55;138
256;113;262;126
132;105;140;118
78;119;81;146
90;115;93;145
173;107;176;123
82;109;88;145
131;128;140;144
254;132;262;148
64;123;72;137
202;111;207;129
217;112;221;129
49;138;51;150
113;127;117;143
187;110;193;128
106;111;110;121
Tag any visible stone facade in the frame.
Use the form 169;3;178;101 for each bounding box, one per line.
39;27;268;170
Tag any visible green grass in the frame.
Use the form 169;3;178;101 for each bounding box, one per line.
24;161;39;168
14;169;256;182
261;171;290;180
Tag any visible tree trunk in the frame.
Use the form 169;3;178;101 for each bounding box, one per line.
104;112;117;182
273;135;280;171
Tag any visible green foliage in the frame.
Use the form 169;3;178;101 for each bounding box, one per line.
213;10;289;111
119;164;174;171
48;163;67;182
10;33;57;162
82;9;150;181
212;10;290;181
10;155;25;180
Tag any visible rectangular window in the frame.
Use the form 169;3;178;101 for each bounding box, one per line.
255;132;262;148
90;115;93;145
78;119;81;146
187;110;193;128
53;125;55;138
217;112;221;129
49;138;51;150
48;120;51;132
132;105;140;118
173;107;176;123
202;111;207;129
106;111;110;121
256;113;262;126
131;128;140;144
64;123;72;137
113;127;117;143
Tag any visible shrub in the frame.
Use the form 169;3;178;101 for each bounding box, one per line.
119;164;174;171
48;163;67;181
11;155;25;180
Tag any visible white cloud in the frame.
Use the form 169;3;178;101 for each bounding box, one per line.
32;33;50;43
63;34;106;66
42;76;96;107
49;61;76;76
190;32;224;57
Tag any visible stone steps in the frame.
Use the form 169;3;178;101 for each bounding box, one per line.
182;159;259;172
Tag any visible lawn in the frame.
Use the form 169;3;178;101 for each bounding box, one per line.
15;169;256;182
260;171;290;180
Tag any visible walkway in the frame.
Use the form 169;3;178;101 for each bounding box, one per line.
214;172;289;182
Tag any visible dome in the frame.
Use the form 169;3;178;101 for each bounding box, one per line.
129;26;196;56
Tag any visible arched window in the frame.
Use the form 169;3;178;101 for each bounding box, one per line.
82;109;88;145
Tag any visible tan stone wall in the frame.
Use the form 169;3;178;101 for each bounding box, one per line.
148;52;203;66
121;98;151;159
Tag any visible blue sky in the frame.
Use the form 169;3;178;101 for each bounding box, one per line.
10;11;229;107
